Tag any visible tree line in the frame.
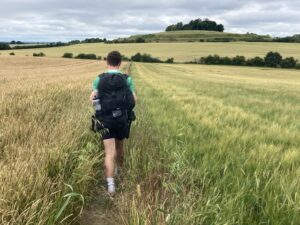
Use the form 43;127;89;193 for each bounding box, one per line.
0;42;70;50
0;38;108;50
188;52;299;69
61;52;174;63
273;34;300;43
165;18;224;32
10;40;25;44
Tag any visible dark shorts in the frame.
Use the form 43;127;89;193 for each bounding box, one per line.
101;122;130;140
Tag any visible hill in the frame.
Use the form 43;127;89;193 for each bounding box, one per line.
115;30;273;43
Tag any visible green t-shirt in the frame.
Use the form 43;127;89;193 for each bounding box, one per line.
92;70;135;93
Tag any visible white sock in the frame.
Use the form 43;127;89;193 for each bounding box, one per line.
106;177;115;193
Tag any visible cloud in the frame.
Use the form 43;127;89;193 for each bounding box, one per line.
0;0;299;41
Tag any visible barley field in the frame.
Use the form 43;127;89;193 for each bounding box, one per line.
1;56;300;224
0;56;113;224
2;42;300;62
119;63;300;225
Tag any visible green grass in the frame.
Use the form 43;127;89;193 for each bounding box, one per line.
1;41;300;62
117;63;300;224
117;30;272;42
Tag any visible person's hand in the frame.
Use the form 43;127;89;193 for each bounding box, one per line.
90;91;96;101
133;92;138;103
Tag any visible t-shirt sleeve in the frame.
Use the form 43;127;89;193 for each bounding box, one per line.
92;77;100;91
127;76;135;93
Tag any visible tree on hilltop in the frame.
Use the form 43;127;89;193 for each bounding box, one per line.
166;18;224;32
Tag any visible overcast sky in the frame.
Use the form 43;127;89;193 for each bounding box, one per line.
1;0;299;42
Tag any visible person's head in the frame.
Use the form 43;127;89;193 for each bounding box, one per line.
107;51;122;68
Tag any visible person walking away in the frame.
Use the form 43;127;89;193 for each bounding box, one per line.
90;51;137;194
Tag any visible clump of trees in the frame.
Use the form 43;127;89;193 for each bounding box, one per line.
190;52;298;69
105;37;146;44
131;53;174;63
131;53;162;63
165;58;174;63
166;18;224;32
63;53;104;60
136;37;146;43
246;57;265;67
264;52;282;67
75;53;97;60
33;52;45;57
9;52;15;55
0;43;11;50
80;38;107;43
62;53;73;58
281;57;298;68
122;55;131;61
10;40;25;44
273;34;300;43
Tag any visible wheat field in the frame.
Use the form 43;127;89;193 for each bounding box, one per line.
1;56;300;224
2;42;300;62
0;56;113;224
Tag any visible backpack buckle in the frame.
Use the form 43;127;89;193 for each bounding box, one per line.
112;109;122;118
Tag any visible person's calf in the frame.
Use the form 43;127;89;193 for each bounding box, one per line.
115;139;125;168
103;138;117;193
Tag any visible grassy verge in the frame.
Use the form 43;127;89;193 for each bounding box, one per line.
113;63;300;224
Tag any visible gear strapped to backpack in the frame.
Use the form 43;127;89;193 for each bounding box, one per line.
92;73;135;132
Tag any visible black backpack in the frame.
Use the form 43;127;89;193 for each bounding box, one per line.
96;73;135;128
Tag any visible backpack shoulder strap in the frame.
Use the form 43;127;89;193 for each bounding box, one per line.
98;73;108;78
97;73;107;95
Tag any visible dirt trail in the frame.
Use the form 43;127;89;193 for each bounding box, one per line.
80;188;122;225
81;63;132;225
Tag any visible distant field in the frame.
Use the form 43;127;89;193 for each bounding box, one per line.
118;30;272;42
1;42;300;62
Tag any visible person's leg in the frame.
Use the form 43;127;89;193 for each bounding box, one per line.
103;138;116;193
115;139;125;168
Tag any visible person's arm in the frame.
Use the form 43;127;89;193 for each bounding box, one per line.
132;91;137;103
127;76;137;103
90;77;100;101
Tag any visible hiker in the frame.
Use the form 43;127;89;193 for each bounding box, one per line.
90;51;137;194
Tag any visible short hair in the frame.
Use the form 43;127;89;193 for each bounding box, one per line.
107;51;122;66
